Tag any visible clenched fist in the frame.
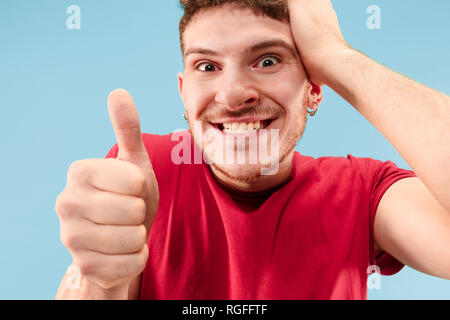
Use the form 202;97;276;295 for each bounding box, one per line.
55;89;159;299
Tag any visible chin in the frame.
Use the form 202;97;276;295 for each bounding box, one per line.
201;134;284;177
211;162;265;184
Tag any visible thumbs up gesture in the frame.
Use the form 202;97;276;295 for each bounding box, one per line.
107;89;159;232
55;89;159;299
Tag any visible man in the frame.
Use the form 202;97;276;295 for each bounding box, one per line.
55;0;450;300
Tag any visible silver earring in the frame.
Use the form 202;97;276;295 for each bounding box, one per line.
307;102;319;117
183;111;189;121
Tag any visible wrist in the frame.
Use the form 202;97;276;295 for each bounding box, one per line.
58;264;132;300
318;48;371;106
79;277;131;300
303;42;356;86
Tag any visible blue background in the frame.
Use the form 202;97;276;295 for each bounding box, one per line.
0;0;449;299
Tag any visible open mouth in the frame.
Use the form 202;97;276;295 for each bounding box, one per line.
212;119;276;134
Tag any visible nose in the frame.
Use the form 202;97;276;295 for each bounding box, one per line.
214;69;260;110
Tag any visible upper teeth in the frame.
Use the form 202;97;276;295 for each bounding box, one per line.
222;121;262;133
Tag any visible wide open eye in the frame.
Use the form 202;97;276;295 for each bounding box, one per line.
256;56;281;68
197;62;219;72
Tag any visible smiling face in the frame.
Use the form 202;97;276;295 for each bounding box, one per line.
178;3;321;192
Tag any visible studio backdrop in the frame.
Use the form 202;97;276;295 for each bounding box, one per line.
0;0;449;299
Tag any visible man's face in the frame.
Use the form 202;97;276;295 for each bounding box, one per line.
178;3;316;190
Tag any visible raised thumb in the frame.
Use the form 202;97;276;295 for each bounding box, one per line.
107;89;149;167
107;88;159;231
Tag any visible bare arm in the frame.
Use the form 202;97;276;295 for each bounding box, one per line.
289;0;450;213
288;0;450;278
318;48;450;214
319;50;450;276
375;177;450;279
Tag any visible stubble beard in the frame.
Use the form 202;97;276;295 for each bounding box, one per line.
210;107;307;184
189;89;309;184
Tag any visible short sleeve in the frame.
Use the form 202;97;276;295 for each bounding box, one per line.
105;144;118;159
368;159;417;275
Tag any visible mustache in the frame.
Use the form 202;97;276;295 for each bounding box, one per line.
199;104;285;122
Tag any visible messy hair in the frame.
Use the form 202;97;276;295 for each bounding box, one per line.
179;0;289;55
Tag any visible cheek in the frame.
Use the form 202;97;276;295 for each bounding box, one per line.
262;64;308;107
264;77;308;115
183;80;216;117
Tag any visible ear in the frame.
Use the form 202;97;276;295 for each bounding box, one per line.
177;72;189;115
308;81;323;106
177;72;184;100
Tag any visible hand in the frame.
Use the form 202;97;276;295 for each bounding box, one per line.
55;89;159;292
287;0;350;85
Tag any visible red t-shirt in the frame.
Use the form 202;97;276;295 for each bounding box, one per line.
106;130;417;300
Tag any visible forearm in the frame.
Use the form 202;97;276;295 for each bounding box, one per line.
322;48;450;213
55;265;135;300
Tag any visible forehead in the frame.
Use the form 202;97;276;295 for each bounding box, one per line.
183;4;294;56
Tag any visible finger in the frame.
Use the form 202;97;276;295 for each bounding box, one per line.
62;219;147;255
88;191;146;226
107;89;150;168
56;188;145;226
67;159;147;197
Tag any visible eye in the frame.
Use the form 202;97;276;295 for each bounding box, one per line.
256;56;281;68
196;62;219;72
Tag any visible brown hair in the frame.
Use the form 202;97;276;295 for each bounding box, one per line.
179;0;289;55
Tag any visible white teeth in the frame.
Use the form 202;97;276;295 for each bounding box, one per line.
222;120;263;133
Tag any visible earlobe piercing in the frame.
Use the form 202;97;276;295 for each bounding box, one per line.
307;102;319;117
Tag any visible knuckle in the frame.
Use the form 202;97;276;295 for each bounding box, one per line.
67;160;85;182
59;230;69;247
67;159;98;186
60;229;80;250
55;192;81;220
77;259;93;277
54;192;65;217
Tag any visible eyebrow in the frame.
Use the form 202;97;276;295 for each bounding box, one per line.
183;39;298;60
